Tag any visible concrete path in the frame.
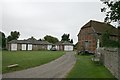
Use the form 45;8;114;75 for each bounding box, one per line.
3;52;76;78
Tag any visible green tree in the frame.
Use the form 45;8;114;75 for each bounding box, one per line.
27;36;36;40
70;39;73;43
0;32;6;49
7;31;20;42
102;30;120;47
61;34;70;42
101;31;110;47
44;35;59;44
101;0;120;23
101;0;120;47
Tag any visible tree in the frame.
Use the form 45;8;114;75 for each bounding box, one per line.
101;0;120;23
38;38;42;41
0;32;6;49
44;35;59;44
70;39;73;43
101;30;120;47
101;30;110;47
7;31;20;42
61;34;70;42
101;0;120;47
27;36;36;40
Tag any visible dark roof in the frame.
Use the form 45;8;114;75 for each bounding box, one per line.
32;40;53;45
8;40;31;44
79;20;118;36
8;40;53;45
56;41;73;45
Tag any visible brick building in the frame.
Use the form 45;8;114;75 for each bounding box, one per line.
77;20;118;53
7;40;53;51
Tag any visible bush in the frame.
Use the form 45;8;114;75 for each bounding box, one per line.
102;31;120;47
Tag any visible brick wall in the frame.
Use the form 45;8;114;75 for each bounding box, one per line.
97;48;119;79
78;27;97;53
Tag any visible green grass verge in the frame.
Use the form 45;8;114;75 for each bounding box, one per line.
67;55;116;78
0;50;2;73
2;51;64;73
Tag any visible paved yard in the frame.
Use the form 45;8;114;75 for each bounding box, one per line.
3;52;76;78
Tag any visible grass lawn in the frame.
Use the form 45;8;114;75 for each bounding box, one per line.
2;51;64;73
67;55;116;78
0;50;1;73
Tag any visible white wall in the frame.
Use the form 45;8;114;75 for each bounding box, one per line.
28;44;32;50
64;45;73;51
47;45;52;50
11;43;17;51
22;44;26;50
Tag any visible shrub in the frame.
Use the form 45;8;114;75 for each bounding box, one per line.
101;31;120;47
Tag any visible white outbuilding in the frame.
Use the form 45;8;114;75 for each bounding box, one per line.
62;41;74;51
55;41;74;51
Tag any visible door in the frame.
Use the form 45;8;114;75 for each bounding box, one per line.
22;44;26;50
28;44;32;50
84;41;89;50
11;44;17;51
69;46;73;51
64;45;70;51
64;45;73;51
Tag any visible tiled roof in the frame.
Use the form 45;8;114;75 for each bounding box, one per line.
32;40;53;45
8;40;53;45
79;20;118;36
8;40;31;44
56;41;73;45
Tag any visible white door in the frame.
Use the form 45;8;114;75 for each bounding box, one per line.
22;44;26;50
47;45;52;50
64;45;73;51
28;44;32;50
11;44;17;51
69;46;73;51
64;45;69;51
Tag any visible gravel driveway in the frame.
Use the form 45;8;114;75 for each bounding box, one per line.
3;51;76;78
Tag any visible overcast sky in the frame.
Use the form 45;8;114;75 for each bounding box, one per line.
1;0;108;44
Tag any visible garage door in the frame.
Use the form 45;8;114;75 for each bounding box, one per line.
22;44;26;50
68;46;73;51
64;45;73;51
28;44;32;50
11;44;17;51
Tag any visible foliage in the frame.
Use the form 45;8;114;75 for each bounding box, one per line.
70;39;73;43
38;38;42;41
27;36;36;40
61;33;70;42
7;31;20;42
2;51;64;73
101;31;110;46
101;0;120;23
101;31;120;47
67;55;114;78
44;35;59;44
73;42;77;50
0;32;6;49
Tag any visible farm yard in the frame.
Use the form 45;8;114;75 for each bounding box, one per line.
2;51;64;73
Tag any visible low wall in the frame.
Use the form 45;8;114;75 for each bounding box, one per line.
97;48;119;79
